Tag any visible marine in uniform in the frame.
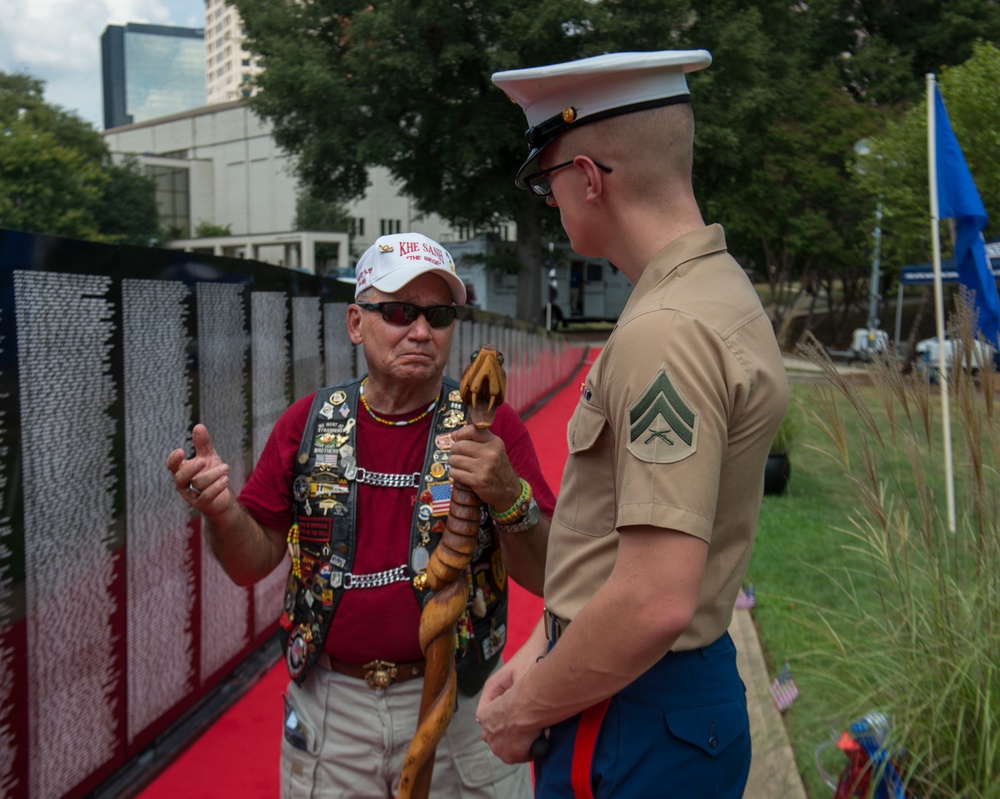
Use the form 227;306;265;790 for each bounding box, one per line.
478;52;790;798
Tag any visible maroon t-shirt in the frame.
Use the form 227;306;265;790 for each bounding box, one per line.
239;390;555;663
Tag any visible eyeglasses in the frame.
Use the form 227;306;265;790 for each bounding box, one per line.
357;301;457;328
523;157;613;197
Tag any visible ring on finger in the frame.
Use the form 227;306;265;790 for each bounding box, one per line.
187;482;202;497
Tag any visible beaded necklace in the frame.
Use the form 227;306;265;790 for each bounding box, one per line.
359;378;438;427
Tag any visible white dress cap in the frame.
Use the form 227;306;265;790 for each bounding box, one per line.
355;232;466;305
492;50;712;187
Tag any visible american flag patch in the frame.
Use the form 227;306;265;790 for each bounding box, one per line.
315;453;338;466
428;481;452;515
735;584;755;610
769;662;799;712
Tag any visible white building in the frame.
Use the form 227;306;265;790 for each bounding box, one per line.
204;0;261;105
102;101;459;270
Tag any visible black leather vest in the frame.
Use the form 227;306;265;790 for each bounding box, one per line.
278;376;509;693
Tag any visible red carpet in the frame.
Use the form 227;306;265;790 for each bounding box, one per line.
138;351;596;799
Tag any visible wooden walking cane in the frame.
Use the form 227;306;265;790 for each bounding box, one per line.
397;345;507;799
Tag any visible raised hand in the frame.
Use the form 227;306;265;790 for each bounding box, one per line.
165;423;233;517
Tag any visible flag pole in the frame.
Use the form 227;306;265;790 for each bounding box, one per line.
927;72;957;533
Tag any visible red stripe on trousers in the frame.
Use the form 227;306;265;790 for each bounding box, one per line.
570;698;612;799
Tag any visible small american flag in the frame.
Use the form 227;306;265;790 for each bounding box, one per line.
769;662;799;712
735;584;755;610
428;481;452;515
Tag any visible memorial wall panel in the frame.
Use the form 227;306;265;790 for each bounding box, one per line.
122;279;197;744
292;296;323;403
14;270;121;799
0;266;25;799
324;302;355;386
249;290;292;639
196;281;252;681
0;230;362;798
250;291;290;466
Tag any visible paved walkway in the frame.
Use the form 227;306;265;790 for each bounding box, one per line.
730;609;808;798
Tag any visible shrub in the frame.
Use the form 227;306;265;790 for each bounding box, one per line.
770;400;802;456
795;297;1000;798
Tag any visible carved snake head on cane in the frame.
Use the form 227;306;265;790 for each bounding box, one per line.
459;345;506;429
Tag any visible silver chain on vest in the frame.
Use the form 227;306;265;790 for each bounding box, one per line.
355;468;421;488
340;469;418;588
343;565;409;589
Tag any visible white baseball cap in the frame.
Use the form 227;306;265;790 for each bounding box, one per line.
492;50;712;188
355;232;466;305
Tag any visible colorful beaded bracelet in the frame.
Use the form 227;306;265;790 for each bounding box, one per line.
489;478;532;524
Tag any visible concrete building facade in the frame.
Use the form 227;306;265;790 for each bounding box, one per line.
102;101;459;270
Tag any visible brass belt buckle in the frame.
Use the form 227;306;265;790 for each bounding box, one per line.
364;659;397;688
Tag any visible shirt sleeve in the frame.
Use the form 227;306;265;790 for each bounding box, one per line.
601;313;736;541
238;392;316;532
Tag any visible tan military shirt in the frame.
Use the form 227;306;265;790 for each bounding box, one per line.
544;224;789;650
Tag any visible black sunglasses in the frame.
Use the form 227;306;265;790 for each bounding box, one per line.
523;157;613;197
357;301;457;328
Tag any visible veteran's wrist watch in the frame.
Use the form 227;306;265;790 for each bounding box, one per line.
493;495;540;534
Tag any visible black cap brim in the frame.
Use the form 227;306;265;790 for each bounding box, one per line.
514;142;552;190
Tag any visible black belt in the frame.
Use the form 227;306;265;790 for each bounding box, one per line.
543;608;569;642
316;654;425;688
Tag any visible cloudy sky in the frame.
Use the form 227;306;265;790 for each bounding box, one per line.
0;0;205;129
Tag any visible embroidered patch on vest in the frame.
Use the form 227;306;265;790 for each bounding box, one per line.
298;516;334;542
626;364;698;464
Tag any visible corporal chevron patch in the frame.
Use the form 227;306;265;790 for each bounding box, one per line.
626;365;698;463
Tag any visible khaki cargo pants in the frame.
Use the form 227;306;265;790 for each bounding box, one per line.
281;663;531;798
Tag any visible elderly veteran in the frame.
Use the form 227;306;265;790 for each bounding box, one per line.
167;231;554;799
478;51;790;798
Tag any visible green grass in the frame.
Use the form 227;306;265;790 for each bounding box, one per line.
749;345;1000;798
750;380;878;796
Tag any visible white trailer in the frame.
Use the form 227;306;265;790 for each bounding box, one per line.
449;235;632;327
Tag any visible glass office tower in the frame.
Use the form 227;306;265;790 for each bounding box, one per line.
101;23;206;130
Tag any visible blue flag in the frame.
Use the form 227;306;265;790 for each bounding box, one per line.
934;86;1000;345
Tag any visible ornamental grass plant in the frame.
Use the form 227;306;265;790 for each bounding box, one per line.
769;398;802;456
785;297;1000;798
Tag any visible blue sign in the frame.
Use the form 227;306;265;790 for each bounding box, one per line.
901;251;1000;285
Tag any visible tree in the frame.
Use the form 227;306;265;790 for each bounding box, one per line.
194;221;233;237
0;72;108;165
232;0;1000;330
0;70;160;245
294;189;351;234
295;188;353;275
95;155;160;246
854;41;1000;273
836;0;1000;105
235;0;680;323
852;41;1000;364
0;121;107;239
0;73;109;239
683;1;1000;344
681;1;879;343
